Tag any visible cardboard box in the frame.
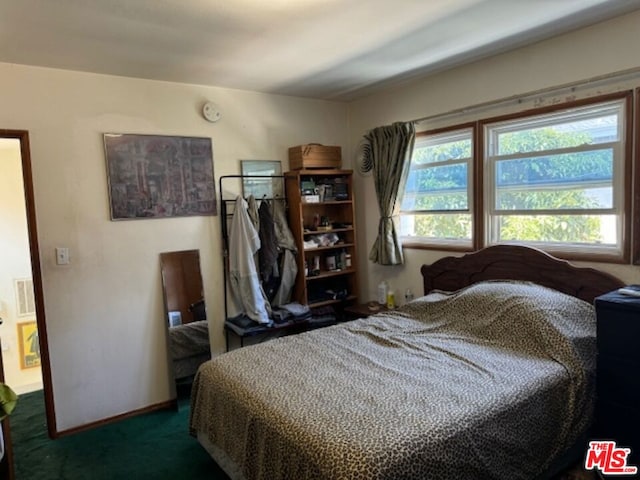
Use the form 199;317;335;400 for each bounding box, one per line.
289;144;342;170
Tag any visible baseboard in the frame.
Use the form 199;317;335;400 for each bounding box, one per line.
13;382;43;395
54;398;178;437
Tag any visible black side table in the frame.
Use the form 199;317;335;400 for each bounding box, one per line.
593;289;640;468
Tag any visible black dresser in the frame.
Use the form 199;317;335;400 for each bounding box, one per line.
594;289;640;467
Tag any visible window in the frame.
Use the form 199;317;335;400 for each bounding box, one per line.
399;93;632;260
484;98;628;258
399;126;474;248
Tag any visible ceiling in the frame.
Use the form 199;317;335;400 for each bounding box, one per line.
1;0;639;102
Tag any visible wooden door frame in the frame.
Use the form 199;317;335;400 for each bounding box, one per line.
0;129;57;438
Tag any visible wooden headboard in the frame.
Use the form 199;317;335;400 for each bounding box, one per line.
421;245;624;303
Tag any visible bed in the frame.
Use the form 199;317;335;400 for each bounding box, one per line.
168;320;211;380
189;245;624;480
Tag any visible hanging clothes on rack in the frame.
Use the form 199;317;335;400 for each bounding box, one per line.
271;198;297;307
258;199;278;283
247;195;260;230
228;195;271;325
272;197;296;252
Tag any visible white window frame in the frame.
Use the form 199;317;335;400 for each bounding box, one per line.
483;99;627;258
399;127;474;248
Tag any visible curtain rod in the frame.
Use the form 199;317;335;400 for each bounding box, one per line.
411;66;640;125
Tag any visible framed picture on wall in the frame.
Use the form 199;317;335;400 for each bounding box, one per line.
17;321;40;369
241;160;283;199
103;134;217;220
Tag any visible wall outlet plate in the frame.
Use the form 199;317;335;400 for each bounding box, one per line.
55;247;70;265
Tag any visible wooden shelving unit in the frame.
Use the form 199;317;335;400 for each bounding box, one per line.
285;169;359;309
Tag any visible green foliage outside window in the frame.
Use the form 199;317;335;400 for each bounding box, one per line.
406;128;613;243
404;138;471;240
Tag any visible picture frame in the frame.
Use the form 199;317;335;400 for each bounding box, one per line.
17;321;40;369
241;160;283;199
103;133;217;220
168;311;182;328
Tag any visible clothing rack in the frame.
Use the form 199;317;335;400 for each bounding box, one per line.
218;174;292;349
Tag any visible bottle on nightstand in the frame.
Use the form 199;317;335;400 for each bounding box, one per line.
386;290;396;309
404;288;414;304
377;281;388;305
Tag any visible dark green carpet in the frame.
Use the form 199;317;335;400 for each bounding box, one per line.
10;388;231;479
10;390;590;479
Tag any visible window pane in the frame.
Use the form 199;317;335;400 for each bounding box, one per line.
497;186;612;210
495;149;613;210
400;213;472;240
497;114;618;155
413;136;471;165
403;164;468;211
495;214;616;245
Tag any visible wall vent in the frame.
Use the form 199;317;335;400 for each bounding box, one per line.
15;278;35;317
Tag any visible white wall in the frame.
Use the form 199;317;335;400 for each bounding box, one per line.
0;63;348;431
348;10;640;303
0;140;43;393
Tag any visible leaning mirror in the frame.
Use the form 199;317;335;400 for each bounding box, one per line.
160;250;210;397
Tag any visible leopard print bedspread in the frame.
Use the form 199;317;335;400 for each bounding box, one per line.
189;281;596;480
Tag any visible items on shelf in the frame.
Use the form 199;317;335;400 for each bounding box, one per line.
307;287;349;304
285;168;358;308
321;249;348;272
325;255;336;271
310;255;321;276
331;222;352;229
299;177;349;202
300;179;316;194
332;178;349;200
303;232;340;249
271;302;311;324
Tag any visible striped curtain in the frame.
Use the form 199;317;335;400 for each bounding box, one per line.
366;121;416;265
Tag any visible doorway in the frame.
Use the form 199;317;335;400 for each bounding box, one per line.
0;130;56;438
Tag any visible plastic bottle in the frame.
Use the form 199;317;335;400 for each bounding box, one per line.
386;290;396;309
404;288;414;304
377;280;388;305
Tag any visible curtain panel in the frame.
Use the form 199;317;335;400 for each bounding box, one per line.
366;121;416;265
